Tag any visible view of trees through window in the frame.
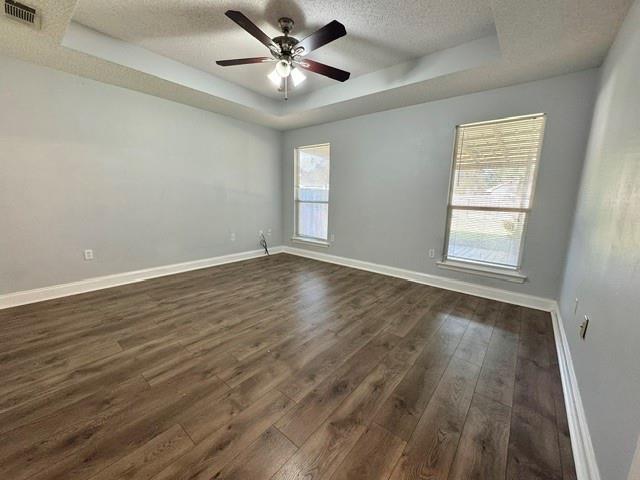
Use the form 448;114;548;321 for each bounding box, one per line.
295;144;330;241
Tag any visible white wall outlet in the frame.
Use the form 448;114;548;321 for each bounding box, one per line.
330;234;335;242
230;232;236;242
574;297;579;315
267;228;272;237
83;249;94;261
428;248;436;258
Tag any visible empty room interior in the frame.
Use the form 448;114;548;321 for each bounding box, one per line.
2;1;640;479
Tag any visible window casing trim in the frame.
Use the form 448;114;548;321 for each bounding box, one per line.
291;236;330;247
294;143;331;242
436;259;527;283
441;113;546;274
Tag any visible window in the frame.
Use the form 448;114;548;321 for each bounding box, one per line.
294;144;330;242
442;114;546;273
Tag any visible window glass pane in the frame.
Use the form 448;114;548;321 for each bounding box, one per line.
297;187;329;202
297;146;330;190
447;209;526;268
297;202;328;240
451;116;544;209
451;162;537;209
295;144;330;240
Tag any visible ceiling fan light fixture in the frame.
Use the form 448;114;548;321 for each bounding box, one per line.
275;59;292;77
217;11;350;99
290;67;306;87
268;68;282;87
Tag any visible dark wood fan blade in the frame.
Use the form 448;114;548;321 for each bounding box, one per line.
225;10;279;52
216;57;273;66
296;59;350;82
295;20;346;55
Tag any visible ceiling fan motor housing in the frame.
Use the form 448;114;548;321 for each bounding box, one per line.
278;17;294;35
274;18;300;57
273;36;299;56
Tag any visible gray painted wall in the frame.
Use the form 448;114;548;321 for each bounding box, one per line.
0;55;282;294
2;12;638;478
558;1;640;478
283;70;598;299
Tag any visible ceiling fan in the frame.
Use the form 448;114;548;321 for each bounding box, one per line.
216;10;350;100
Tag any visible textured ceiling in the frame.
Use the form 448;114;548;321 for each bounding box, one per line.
72;0;496;99
0;0;633;129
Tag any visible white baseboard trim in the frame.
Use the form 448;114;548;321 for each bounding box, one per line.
282;246;555;311
551;302;601;480
0;247;283;309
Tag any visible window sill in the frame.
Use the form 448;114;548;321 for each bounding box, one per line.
436;259;527;283
291;237;330;248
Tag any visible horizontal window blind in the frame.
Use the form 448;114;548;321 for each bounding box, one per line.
444;114;545;269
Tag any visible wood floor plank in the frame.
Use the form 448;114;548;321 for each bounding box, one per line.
89;424;194;480
271;361;399;480
151;390;292;480
276;311;392;402
448;393;511;480
519;308;553;368
0;255;576;480
276;331;401;446
388;357;481;480
212;426;297;480
329;423;406;480
513;356;556;421
0;376;150;479
373;311;468;441
507;405;563;480
141;348;238;387
507;308;564;480
551;361;578;480
383;285;443;337
24;373;229;480
0;337;123;398
475;304;522;407
271;296;451;480
0;337;184;433
453;298;500;366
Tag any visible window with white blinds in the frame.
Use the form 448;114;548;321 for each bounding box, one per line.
443;114;546;270
294;144;330;241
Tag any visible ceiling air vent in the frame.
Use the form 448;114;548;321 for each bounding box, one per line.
4;0;40;28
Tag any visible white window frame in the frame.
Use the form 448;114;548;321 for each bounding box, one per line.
438;114;546;282
293;143;331;247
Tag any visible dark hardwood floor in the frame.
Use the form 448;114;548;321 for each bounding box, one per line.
0;253;576;480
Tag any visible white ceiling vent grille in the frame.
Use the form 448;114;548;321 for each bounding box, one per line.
4;0;40;28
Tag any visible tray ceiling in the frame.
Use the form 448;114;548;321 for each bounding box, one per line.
72;0;496;99
0;0;632;129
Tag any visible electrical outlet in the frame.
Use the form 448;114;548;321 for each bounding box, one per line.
330;234;335;242
574;297;579;315
83;249;94;261
579;315;590;340
230;232;236;242
428;248;435;258
267;228;272;237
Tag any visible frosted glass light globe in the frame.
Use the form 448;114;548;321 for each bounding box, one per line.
290;67;306;86
275;60;291;77
268;68;282;86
